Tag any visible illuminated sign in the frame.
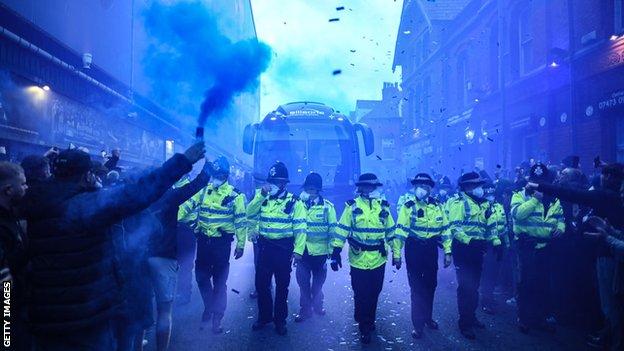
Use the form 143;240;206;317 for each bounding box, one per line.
289;109;324;117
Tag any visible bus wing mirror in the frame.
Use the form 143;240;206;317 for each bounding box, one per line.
243;123;258;155
355;123;374;156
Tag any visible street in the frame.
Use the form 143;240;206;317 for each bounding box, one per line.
150;243;587;351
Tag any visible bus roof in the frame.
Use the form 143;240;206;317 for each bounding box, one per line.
265;101;347;120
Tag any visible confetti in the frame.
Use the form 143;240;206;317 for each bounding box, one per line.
329;18;340;22
231;289;240;294
336;6;345;11
332;69;342;75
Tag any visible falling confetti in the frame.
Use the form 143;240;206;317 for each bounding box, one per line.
332;69;342;75
231;289;240;294
329;18;340;22
336;6;345;11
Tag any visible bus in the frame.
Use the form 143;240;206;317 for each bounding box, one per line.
242;101;374;208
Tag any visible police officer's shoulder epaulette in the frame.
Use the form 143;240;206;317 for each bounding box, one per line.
323;198;334;207
404;200;415;208
346;199;355;206
381;200;390;207
428;197;438;205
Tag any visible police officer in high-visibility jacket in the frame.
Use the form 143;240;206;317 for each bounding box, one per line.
396;173;452;339
480;181;507;315
294;173;336;322
247;162;307;336
447;172;502;339
330;173;398;344
511;164;564;334
177;156;247;334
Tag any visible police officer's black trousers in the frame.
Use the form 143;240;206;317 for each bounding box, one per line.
406;238;438;330
295;252;327;314
350;264;385;334
517;241;550;326
195;236;231;322
480;245;502;308
452;240;486;330
255;237;294;326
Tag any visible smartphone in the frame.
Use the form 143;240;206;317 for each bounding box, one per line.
195;127;204;143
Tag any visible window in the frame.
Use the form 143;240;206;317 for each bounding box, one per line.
518;8;534;75
422;31;430;61
382;138;396;160
456;53;468;107
442;62;450;105
489;23;499;90
616;0;624;34
422;76;431;121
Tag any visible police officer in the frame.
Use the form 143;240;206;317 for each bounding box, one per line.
511;164;564;334
294;173;336;322
178;156;247;334
331;173;398;344
447;172;502;339
435;176;453;204
396;173;452;339
480;181;507;315
247;162;307;335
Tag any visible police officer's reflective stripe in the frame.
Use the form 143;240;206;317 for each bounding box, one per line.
198;215;234;223
351;227;386;234
464;230;487;237
514;221;558;228
200;207;234;215
259;227;295;234
449;220;487;228
331;232;348;240
234;213;246;219
337;223;351;232
258;216;294;224
307;222;330;227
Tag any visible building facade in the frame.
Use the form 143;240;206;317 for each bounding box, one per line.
394;0;624;178
0;0;259;168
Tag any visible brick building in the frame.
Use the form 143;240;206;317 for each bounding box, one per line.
0;0;259;169
394;0;624;177
351;82;404;182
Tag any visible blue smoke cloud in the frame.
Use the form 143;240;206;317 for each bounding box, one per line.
142;1;272;127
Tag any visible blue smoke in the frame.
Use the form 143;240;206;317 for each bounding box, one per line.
142;1;272;127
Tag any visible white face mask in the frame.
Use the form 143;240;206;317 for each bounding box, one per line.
439;189;448;196
210;178;224;187
299;190;310;201
471;187;485;198
268;183;280;196
415;187;429;200
369;189;383;199
486;195;495;203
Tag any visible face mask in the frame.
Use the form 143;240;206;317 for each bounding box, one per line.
369;189;382;199
439;189;448;196
415;187;429;200
210;178;224;188
300;190;310;202
471;187;485;198
268;183;280;196
486;195;495;202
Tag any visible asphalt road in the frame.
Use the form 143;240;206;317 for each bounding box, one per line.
147;242;587;351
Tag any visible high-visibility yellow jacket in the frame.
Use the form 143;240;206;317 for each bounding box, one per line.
332;196;398;270
510;190;565;249
178;182;247;249
246;189;307;255
487;201;509;248
396;196;452;255
303;197;337;256
397;192;416;210
447;193;501;246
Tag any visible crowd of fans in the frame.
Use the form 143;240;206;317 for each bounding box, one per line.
0;141;623;350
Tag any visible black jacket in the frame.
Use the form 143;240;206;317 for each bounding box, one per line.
537;183;624;229
0;206;28;303
150;171;209;258
23;153;192;334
